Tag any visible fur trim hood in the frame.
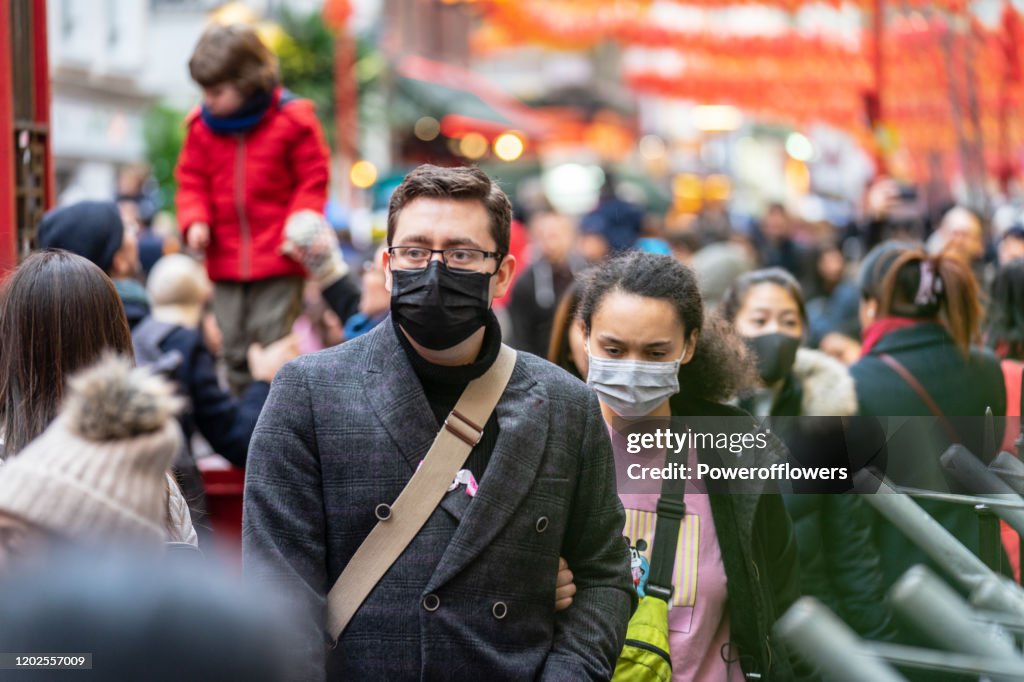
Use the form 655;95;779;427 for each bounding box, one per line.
792;348;858;416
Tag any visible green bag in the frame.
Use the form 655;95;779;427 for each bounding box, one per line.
613;491;687;682
613;596;672;681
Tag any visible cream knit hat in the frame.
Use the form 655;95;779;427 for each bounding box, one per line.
0;354;184;547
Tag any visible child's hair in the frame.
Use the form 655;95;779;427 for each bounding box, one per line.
578;251;754;403
188;23;279;96
859;241;981;355
986;259;1024;360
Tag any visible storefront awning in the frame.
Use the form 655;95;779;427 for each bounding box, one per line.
395;56;548;141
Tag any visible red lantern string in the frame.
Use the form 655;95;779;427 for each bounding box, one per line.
474;0;1024;182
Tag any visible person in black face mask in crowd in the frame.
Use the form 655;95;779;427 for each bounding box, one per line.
243;165;634;681
721;268;896;642
722;268;857;418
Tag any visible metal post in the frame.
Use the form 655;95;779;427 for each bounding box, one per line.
866;642;1024;678
976;504;1002;574
853;470;1024;614
990;451;1024;496
775;598;907;682
889;566;1020;667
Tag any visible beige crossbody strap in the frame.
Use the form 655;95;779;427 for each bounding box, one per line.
325;343;517;644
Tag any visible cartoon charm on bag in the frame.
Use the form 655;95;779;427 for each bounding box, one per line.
626;537;650;598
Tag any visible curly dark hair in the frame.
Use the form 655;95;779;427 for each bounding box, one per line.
577;251;754;403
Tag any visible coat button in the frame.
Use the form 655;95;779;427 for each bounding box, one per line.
492;601;508;620
535;516;549;533
375;503;392;521
422;593;440;612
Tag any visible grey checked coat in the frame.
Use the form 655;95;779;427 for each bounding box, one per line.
243;319;635;681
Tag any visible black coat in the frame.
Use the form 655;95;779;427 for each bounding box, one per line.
740;349;896;641
158;325;269;468
507;260;575;357
669;394;808;680
784;494;895;640
850;322;1007;589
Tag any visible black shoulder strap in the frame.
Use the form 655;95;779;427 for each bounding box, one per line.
878;352;960;443
645;448;687;603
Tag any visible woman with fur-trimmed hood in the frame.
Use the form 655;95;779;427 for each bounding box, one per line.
722;267;897;642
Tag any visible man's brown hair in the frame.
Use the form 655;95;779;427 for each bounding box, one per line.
387;165;512;253
188;23;279;97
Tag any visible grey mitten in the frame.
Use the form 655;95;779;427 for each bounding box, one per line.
282;210;349;287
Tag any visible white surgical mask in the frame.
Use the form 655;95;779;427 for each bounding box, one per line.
585;343;686;417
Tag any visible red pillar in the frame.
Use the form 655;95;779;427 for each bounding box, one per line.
32;0;53;211
0;6;16;272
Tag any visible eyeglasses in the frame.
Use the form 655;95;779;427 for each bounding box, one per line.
388;246;503;274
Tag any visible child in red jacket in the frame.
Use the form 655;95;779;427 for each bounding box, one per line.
176;23;330;393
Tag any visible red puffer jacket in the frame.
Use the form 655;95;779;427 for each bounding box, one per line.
175;87;329;282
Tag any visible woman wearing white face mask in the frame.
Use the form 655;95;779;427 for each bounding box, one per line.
576;251;807;682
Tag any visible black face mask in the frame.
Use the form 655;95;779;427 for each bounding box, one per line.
390;260;493;350
743;333;801;385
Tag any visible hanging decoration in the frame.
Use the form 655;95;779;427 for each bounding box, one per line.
472;0;1024;186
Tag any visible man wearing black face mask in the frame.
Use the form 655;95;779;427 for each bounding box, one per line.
243;165;634;681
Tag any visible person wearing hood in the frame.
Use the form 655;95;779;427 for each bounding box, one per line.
36;200;149;327
721;267;896;642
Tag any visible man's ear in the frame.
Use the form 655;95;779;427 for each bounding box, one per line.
859;298;878;327
383;250;393;294
109;250;128;279
491;253;518;300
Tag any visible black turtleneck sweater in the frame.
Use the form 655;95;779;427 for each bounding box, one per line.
394;312;502;481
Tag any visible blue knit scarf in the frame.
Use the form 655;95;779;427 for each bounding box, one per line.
201;89;274;135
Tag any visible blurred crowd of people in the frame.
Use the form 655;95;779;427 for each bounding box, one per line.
2;20;1024;682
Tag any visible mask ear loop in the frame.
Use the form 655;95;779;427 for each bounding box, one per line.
674;339;691;365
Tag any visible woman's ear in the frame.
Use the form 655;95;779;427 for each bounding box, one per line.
681;329;700;365
859;298;878;329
